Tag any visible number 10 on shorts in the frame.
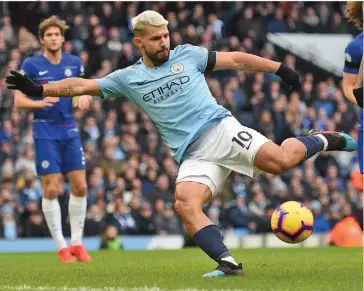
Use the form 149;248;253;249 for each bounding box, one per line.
232;131;253;150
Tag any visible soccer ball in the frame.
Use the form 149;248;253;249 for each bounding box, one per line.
271;201;314;244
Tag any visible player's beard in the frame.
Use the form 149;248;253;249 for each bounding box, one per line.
45;43;62;54
144;46;170;66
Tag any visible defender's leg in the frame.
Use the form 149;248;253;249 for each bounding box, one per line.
63;137;91;263
35;139;74;263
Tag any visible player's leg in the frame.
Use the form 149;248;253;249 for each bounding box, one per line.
175;160;243;278
62;137;91;262
253;129;357;175
35;139;74;263
217;116;356;176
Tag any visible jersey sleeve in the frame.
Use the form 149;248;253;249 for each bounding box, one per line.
343;42;362;74
181;44;218;73
20;58;36;80
96;69;128;99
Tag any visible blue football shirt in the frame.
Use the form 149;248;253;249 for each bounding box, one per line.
20;52;84;139
96;44;231;163
343;32;363;128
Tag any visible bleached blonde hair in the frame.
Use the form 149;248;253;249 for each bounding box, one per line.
132;10;169;36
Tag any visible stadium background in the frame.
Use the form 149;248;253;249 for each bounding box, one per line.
0;1;362;249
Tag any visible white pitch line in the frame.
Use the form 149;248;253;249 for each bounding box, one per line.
0;286;291;291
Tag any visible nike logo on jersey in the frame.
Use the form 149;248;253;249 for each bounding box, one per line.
137;74;176;86
39;70;48;76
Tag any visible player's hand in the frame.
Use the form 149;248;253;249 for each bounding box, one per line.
73;95;92;110
275;63;301;91
6;70;44;96
39;97;59;108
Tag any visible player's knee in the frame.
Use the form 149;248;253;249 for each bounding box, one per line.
254;143;291;175
174;199;198;221
44;186;59;199
72;182;88;197
175;186;198;219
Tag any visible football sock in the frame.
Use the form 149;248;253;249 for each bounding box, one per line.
42;198;67;250
220;255;239;266
69;194;87;246
295;134;327;160
193;225;237;265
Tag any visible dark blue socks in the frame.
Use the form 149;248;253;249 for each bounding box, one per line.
193;225;230;262
296;135;325;160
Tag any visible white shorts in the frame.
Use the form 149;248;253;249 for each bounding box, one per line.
176;116;270;197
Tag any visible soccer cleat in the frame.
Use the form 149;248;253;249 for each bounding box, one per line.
308;129;357;152
202;260;244;278
69;244;92;263
58;247;76;263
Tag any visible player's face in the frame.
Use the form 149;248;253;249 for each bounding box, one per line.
138;25;170;66
40;26;64;53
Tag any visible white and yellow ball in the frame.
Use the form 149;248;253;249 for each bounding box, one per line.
271;201;314;244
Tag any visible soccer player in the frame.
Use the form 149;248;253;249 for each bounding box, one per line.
6;11;357;276
12;16;92;263
342;1;363;174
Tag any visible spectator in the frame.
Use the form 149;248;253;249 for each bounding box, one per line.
84;204;106;236
113;202;138;235
267;7;289;33
136;203;157;235
145;174;174;205
154;203;182;235
24;211;49;237
310;200;330;233
100;225;123;250
18;172;42;207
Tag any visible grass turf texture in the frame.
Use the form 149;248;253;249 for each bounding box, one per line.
0;247;361;291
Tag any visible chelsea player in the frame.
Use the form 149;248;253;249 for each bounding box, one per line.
7;11;357;276
343;1;363;174
13;16;92;263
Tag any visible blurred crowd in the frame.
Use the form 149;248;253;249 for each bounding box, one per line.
0;2;362;242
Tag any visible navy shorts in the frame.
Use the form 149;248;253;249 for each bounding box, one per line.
34;137;86;176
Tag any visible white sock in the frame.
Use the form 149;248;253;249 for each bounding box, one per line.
316;134;328;151
42;198;67;250
221;255;238;266
68;194;87;246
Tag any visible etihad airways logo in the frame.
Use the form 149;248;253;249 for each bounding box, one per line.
142;75;190;104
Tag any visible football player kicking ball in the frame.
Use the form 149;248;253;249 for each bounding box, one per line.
7;11;357;276
13;16;92;263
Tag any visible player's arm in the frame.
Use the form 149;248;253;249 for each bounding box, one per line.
213;52;301;90
6;69;126;100
13;91;58;110
42;78;101;97
343;72;358;104
6;71;103;98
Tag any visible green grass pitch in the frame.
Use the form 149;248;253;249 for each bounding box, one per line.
0;247;362;291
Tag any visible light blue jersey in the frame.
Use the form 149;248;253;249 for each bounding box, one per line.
96;44;231;163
